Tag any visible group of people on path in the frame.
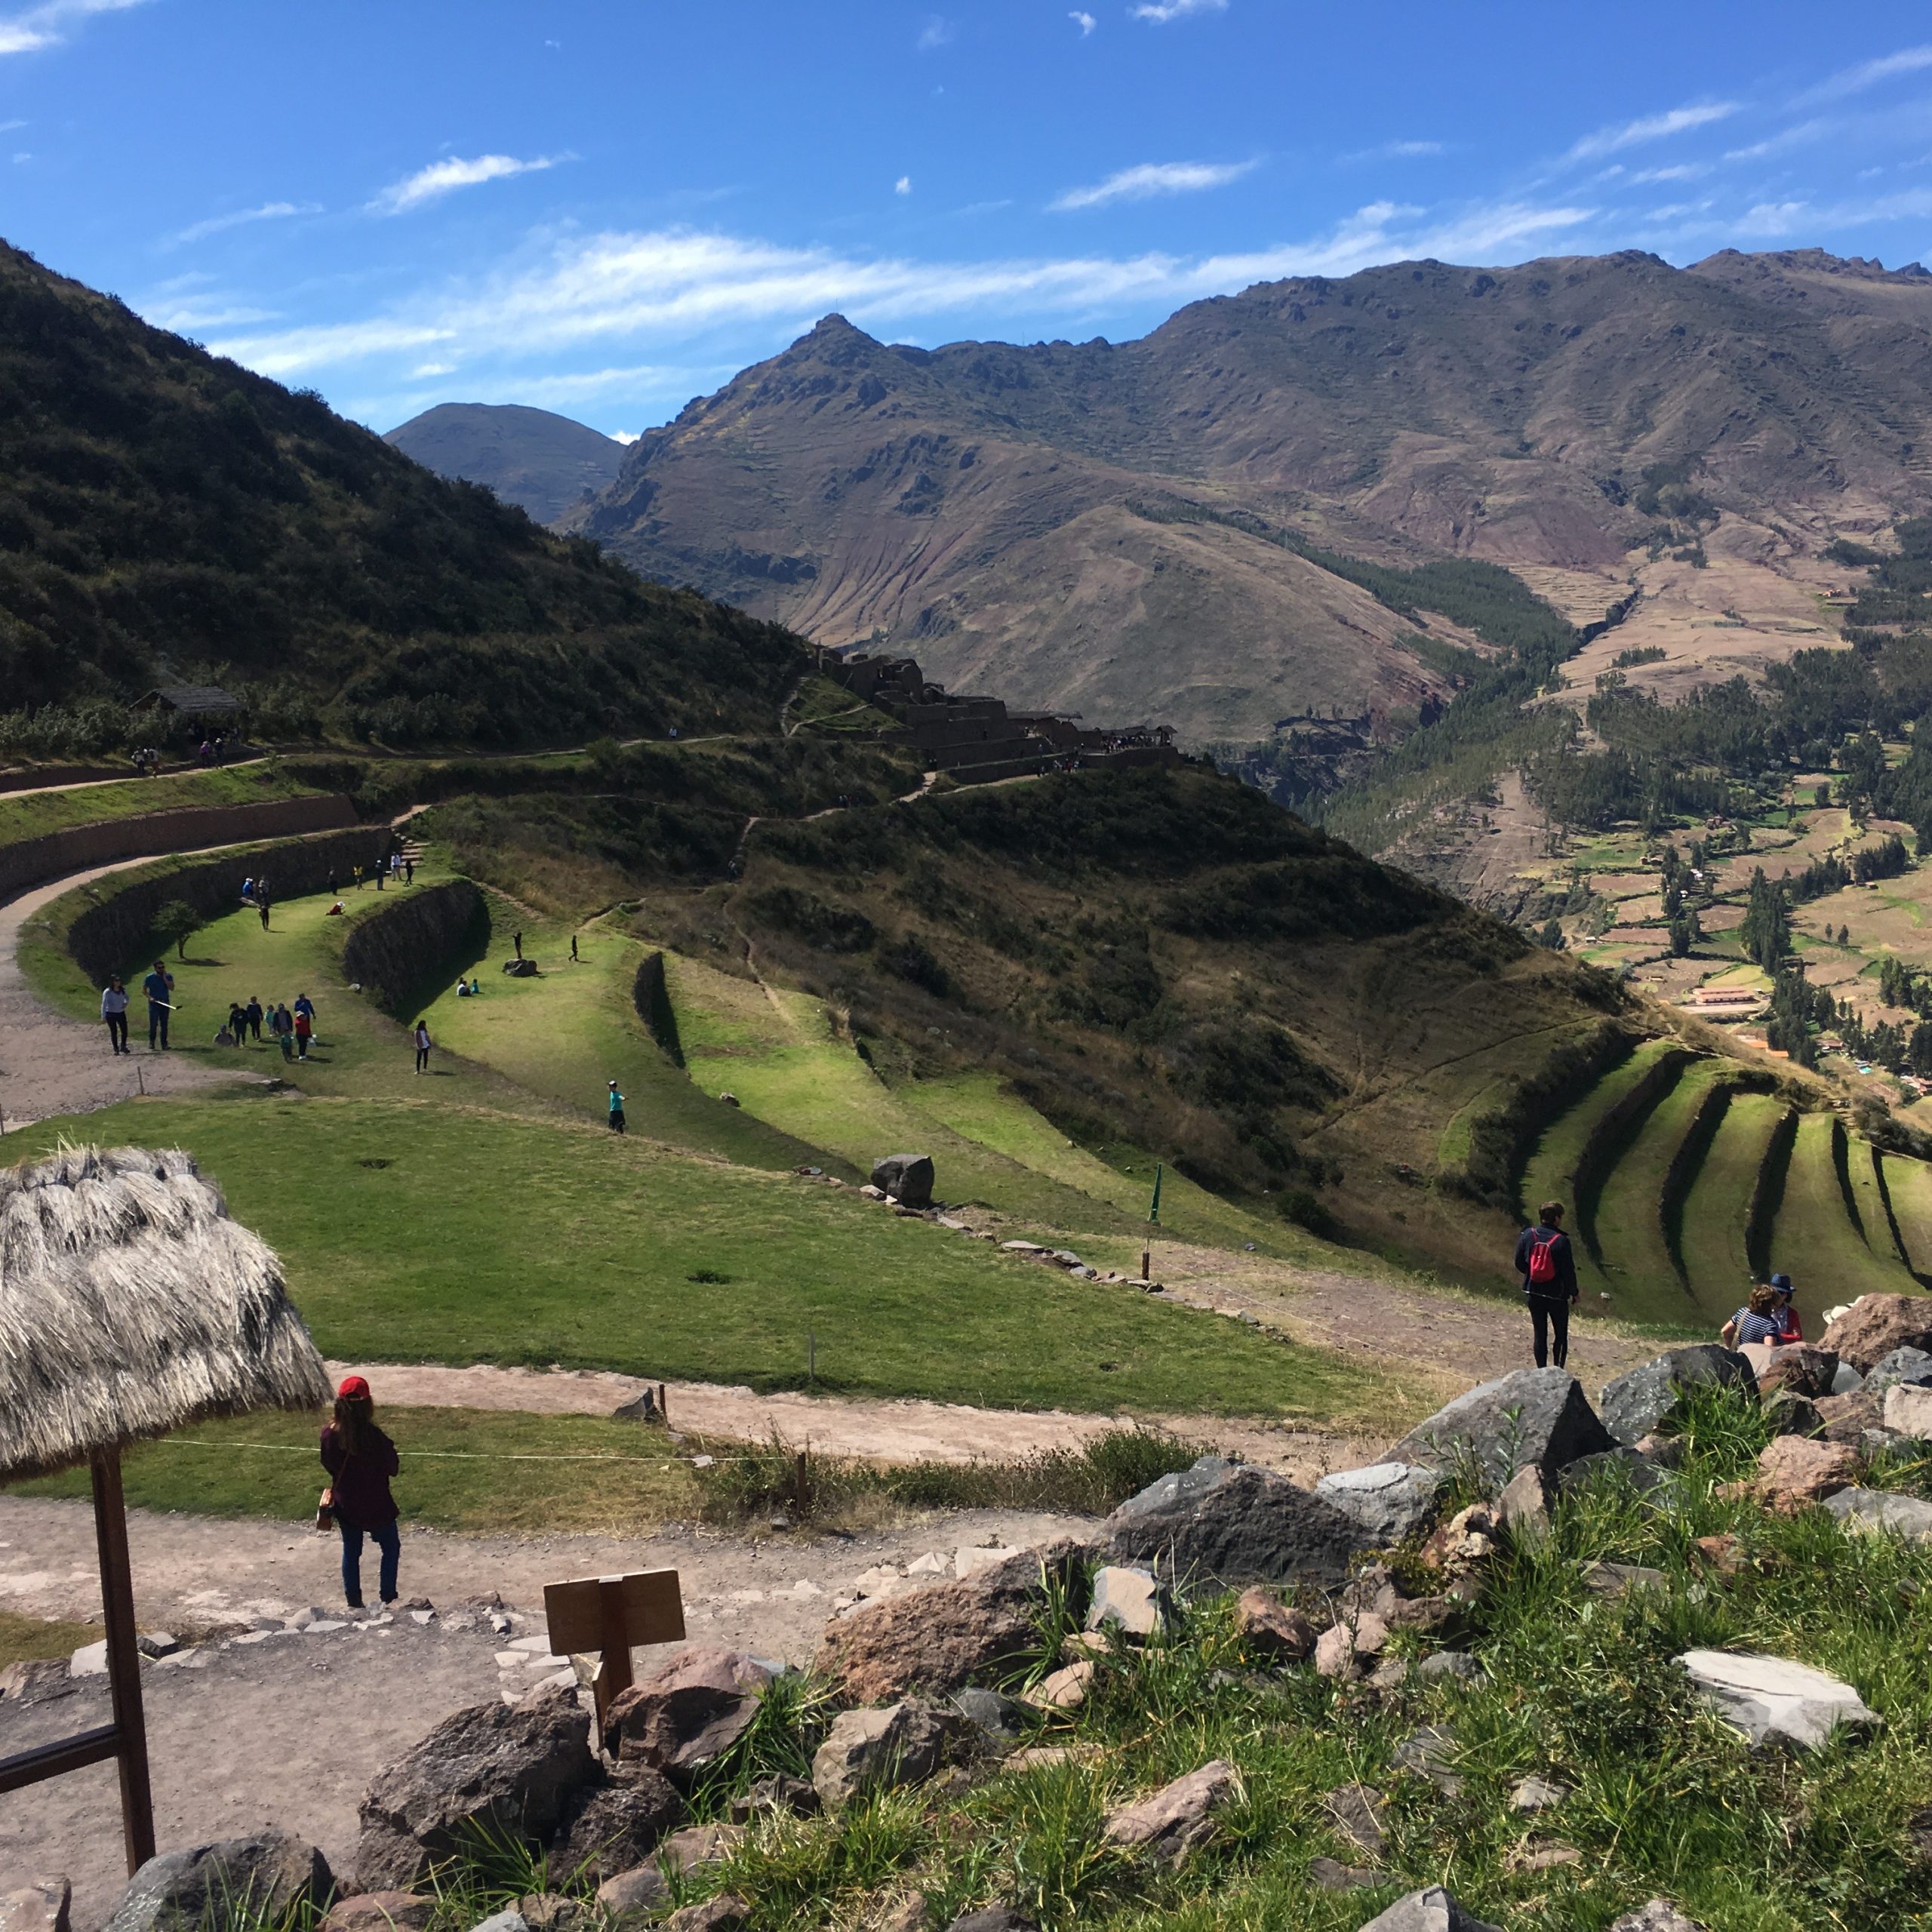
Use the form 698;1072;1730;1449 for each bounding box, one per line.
1515;1200;1807;1367
212;991;316;1059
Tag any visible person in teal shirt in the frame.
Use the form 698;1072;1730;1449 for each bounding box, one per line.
607;1080;626;1134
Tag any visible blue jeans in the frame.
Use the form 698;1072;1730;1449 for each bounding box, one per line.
338;1519;401;1607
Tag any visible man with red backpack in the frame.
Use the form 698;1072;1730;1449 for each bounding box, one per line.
1515;1199;1580;1368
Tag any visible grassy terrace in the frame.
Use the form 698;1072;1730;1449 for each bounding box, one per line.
1678;1092;1788;1318
0;759;320;844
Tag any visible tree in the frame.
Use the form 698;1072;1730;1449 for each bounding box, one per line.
152;900;200;961
1910;1022;1932;1077
1539;918;1565;950
1669;908;1700;957
1739;867;1790;972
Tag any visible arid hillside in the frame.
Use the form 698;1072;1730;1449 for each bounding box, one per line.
566;249;1932;745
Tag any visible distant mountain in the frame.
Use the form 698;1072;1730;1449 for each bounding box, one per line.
0;242;802;745
385;402;625;526
567;249;1932;745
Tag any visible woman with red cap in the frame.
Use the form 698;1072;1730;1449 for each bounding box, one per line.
320;1374;402;1611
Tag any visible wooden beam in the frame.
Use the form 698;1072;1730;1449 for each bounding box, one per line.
92;1449;155;1874
0;1723;121;1792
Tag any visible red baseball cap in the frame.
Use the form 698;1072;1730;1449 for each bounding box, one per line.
337;1374;371;1401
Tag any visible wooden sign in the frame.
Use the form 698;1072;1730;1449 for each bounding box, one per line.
543;1567;685;1725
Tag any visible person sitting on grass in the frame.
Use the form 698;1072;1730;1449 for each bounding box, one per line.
325;900;346;917
1721;1282;1783;1348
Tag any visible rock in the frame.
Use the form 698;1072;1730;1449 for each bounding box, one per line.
872;1896;929;1932
1392;1368;1618;1485
1497;1464;1552;1550
662;1897;749;1932
547;1767;685;1881
1324;1782;1389;1857
945;1914;1035;1932
355;1694;597;1890
1418;1504;1498;1577
1232;1588;1315;1660
515;1896;583;1932
1599;1345;1757;1446
811;1700;968;1807
728;1773;820;1823
1607;1904;1706;1932
69;1640;107;1678
1830;1361;1865;1395
816;1543;1087;1703
611;1389;662;1424
1692;1533;1746;1575
1418;1651;1484;1686
1821;1294;1932;1373
605;1647;774;1782
1752;1435;1862;1507
1084;1565;1164;1638
1102;1760;1239;1865
594;1868;668;1915
950;1685;1033;1741
1512;1844;1583;1871
1557;1445;1667;1494
135;1632;178;1659
955;1545;1023;1580
1313;1461;1447;1544
0;1878;70;1932
1580;1561;1669;1601
1367;1657;1410;1690
1761;1390;1825;1438
104;1834;333;1932
1635;1432;1685;1467
1886;1383;1932;1439
871;1153;935;1209
503;958;537;977
1756;1345;1841;1400
1392;1725;1464;1796
1103;1457;1359;1587
1027;1660;1094;1709
1315;1611;1389;1680
1509;1774;1567;1812
657;1823;745;1873
1825;1487;1932;1540
1865;1346;1932;1394
1677;1649;1880;1749
1814;1387;1886;1444
318;1894;433;1932
1355;1888;1503;1932
0;1658;71;1703
1309;1857;1395;1891
469;1914;526;1932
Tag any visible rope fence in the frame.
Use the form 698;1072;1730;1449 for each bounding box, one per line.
135;1440;777;1465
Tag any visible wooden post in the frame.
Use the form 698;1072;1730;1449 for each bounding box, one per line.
595;1577;635;1727
793;1451;809;1520
91;1449;155;1874
656;1383;667;1427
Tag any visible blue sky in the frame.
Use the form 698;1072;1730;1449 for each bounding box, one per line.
8;1;1932;438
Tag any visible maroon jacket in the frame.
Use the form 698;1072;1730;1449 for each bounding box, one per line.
320;1422;399;1530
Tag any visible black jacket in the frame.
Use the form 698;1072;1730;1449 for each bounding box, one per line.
1515;1222;1579;1301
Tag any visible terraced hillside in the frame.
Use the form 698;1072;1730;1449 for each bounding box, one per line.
1514;1038;1932;1324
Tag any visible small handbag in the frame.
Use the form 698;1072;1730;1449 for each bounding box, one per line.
317;1443;352;1532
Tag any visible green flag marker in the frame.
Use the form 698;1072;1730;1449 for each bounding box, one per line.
1149;1161;1162;1226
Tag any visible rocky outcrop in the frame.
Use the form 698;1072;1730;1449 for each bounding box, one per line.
1357;1889;1503;1932
1312;1461;1445;1543
1102;1761;1239;1865
1598;1346;1756;1445
1821;1295;1932;1373
549;1767;685;1881
870;1153;935;1208
104;1834;333;1932
1390;1369;1617;1484
1102;1457;1359;1586
604;1647;774;1783
811;1700;971;1807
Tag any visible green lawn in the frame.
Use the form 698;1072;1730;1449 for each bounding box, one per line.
1678;1093;1789;1321
1518;1038;1675;1230
0;760;318;845
1881;1149;1932;1285
0;1096;1395;1426
1847;1134;1910;1268
1771;1115;1919;1303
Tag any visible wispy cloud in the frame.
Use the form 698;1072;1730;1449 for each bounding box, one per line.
0;0;143;57
165;200;321;248
1564;100;1740;164
1796;44;1932;107
1629;163;1706;184
1069;9;1096;32
1051;157;1257;211
894;175;912;196
1724;118;1829;163
916;14;954;51
1344;138;1445;164
1131;0;1226;21
1734;186;1932;237
368;152;571;217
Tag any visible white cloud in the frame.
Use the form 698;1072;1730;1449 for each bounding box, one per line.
1797;45;1932;107
895;175;912;195
1051;157;1257;211
166;200;321;248
1564;100;1740;164
142;294;278;331
611;430;639;443
0;0;143;57
1345;138;1445;163
411;361;455;377
368;152;570;216
0;118;23;130
1629;163;1706;184
1070;9;1096;31
1724;118;1829;162
916;14;954;51
1131;0;1226;20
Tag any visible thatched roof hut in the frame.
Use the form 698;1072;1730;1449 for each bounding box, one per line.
0;1143;330;1875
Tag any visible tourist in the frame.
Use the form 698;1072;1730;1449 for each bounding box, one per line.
100;975;130;1055
1721;1283;1783;1348
241;875;255;903
375;857;384;891
1514;1199;1580;1368
1767;1274;1804;1344
214;1017;236;1048
142;958;174;1051
353;864;363;891
328;869;338;899
245;994;263;1042
272;1001;295;1061
455;978;472;998
413;1018;432;1075
319;1373;401;1613
404;856;414;885
513;930;524;961
571;933;579;963
226;1001;249;1042
292;1003;313;1060
258;890;271;931
608;1079;626;1133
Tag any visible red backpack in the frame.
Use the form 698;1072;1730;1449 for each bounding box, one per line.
1526;1229;1560;1287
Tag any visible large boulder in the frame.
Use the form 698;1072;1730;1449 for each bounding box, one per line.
548;1767;685;1882
605;1647;774;1782
1312;1461;1446;1544
1677;1650;1879;1750
1821;1294;1932;1373
871;1154;935;1209
1865;1346;1932;1394
1748;1435;1861;1509
105;1835;333;1932
1102;1457;1360;1586
355;1690;598;1890
811;1700;970;1807
1357;1890;1503;1932
1389;1370;1617;1484
1598;1346;1756;1446
816;1543;1088;1703
1756;1346;1841;1401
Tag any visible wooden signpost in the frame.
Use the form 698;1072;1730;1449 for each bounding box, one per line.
543;1567;686;1726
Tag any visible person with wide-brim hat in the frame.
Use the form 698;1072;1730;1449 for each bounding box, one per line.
1768;1272;1803;1345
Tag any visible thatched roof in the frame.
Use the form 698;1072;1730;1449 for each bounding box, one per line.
0;1146;330;1481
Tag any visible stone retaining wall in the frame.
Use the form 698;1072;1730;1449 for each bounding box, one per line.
341;880;489;1014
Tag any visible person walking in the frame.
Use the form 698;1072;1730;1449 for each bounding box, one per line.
1514;1200;1580;1368
405;856;414;886
292;1002;313;1060
570;934;579;963
318;1374;401;1613
375;858;385;891
328;869;338;899
608;1079;626;1133
101;976;130;1054
271;1001;294;1060
142;959;174;1051
245;994;264;1043
353;864;363;892
412;1018;432;1075
258;890;272;931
